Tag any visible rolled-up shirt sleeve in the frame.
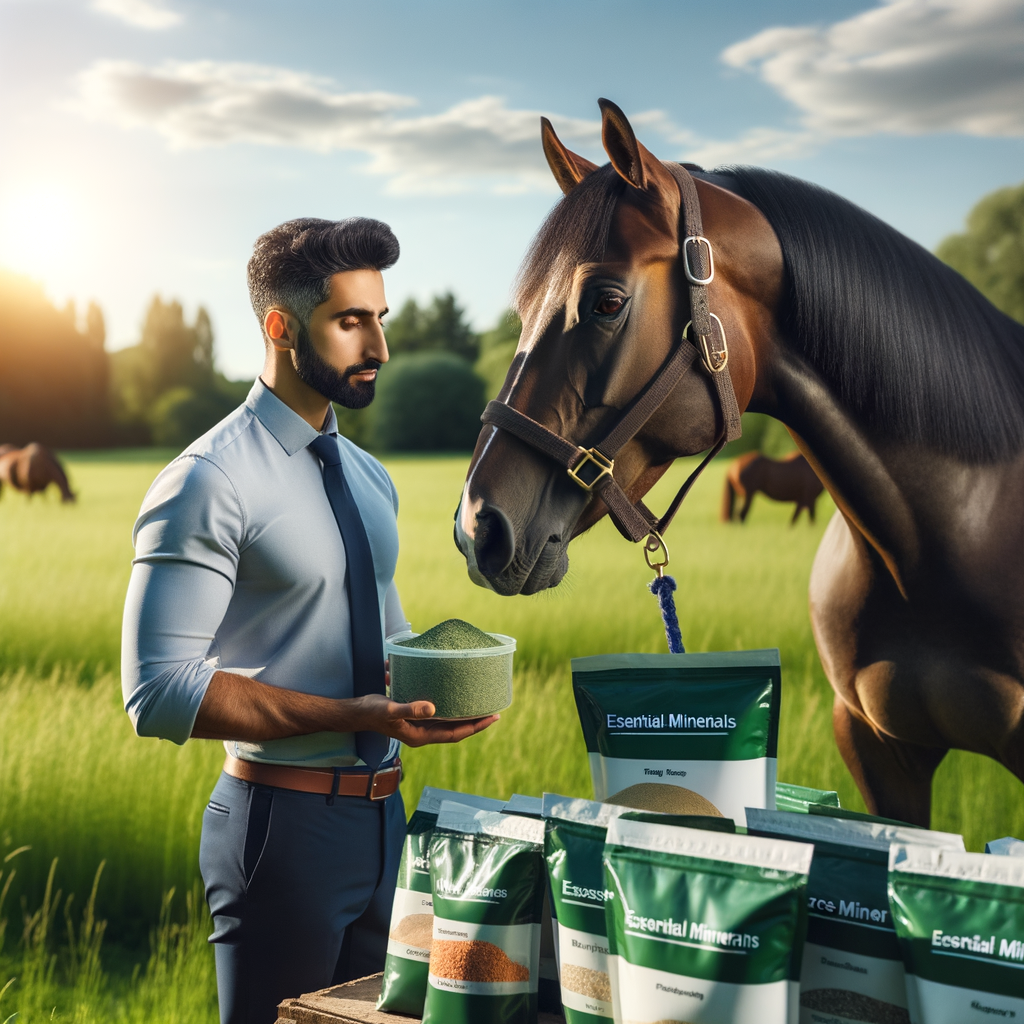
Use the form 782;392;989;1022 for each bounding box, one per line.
384;580;410;638
121;456;243;744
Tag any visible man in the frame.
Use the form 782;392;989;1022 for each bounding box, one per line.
121;216;497;1024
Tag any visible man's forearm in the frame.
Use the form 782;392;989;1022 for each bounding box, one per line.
190;670;500;748
191;670;356;741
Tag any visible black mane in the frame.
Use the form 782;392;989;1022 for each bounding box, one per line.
722;167;1024;461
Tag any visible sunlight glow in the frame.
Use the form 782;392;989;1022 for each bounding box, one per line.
0;183;81;276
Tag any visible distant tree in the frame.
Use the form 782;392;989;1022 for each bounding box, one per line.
148;386;240;449
475;308;521;400
0;271;112;447
937;180;1024;324
385;292;480;362
111;296;250;447
332;403;371;449
112;298;216;423
369;352;485;451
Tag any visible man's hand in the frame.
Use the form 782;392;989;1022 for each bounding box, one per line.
348;693;499;746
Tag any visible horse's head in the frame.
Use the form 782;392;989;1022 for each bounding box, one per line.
456;100;782;595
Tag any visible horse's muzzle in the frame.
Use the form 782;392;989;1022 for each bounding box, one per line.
472;504;515;578
454;497;569;596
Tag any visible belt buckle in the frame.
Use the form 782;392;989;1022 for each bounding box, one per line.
367;762;399;800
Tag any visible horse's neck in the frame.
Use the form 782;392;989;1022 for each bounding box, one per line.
768;347;1024;593
767;348;925;590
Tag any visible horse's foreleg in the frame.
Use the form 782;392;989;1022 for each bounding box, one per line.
811;511;941;825
833;696;947;825
738;492;754;523
721;479;735;522
51;461;75;502
790;504;802;526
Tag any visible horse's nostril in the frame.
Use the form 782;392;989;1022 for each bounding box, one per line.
548;534;561;544
474;505;515;577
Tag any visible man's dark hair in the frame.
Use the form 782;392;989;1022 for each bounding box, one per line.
247;217;400;332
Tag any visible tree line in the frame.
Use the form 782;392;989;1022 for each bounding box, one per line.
334;293;519;452
0;273;519;452
0;178;1020;452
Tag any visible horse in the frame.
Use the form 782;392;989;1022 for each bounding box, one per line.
722;451;823;525
454;99;1024;827
0;443;75;502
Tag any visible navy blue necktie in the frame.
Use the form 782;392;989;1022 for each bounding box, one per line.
309;433;389;770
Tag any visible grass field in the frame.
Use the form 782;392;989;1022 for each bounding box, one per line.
1;449;1022;1020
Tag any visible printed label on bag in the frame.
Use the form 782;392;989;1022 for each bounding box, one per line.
589;753;776;825
556;924;613;1018
427;917;540;996
386;886;436;961
611;956;795;1024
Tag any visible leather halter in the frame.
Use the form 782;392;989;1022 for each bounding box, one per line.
480;163;742;552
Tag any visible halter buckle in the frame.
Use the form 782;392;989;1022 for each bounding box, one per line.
683;314;729;374
683;236;714;285
567;447;614;492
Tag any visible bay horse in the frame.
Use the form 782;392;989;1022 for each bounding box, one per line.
0;443;75;502
455;99;1024;826
722;451;823;525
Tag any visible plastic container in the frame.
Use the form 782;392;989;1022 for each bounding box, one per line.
385;630;516;720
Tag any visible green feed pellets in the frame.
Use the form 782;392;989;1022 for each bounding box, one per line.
387;619;515;720
398;619;503;651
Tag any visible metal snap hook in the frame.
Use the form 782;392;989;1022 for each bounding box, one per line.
644;532;670;577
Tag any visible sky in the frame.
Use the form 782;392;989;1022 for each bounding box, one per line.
0;0;1022;379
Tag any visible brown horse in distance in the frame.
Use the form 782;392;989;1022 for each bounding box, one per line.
0;443;75;502
722;451;823;525
454;99;1024;826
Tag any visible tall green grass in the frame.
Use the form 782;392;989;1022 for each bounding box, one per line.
0;452;176;677
0;449;1021;1017
0;848;217;1023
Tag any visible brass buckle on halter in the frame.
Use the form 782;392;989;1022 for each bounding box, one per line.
683;314;729;374
568;447;614;492
683;236;715;285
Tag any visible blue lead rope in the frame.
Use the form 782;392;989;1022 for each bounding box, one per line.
649;574;685;653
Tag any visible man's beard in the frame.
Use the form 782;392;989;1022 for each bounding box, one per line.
293;323;380;410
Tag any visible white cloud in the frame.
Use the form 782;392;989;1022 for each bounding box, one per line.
74;1;1023;193
681;127;818;168
723;0;1024;138
91;0;181;30
617;109;818;169
72;60;601;194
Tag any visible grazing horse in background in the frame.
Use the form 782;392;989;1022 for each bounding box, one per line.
722;451;823;525
0;443;75;502
454;99;1024;826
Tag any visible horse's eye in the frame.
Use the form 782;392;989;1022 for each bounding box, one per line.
595;295;625;316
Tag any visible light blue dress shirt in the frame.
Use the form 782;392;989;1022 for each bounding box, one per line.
121;379;409;767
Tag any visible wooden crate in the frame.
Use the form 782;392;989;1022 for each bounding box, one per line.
276;972;565;1024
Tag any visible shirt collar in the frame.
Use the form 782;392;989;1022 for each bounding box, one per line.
246;378;338;456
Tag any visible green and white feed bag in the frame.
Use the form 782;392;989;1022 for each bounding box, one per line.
573;650;781;825
602;814;812;1024
888;844;1024;1024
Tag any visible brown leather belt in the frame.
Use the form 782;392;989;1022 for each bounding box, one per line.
223;754;401;801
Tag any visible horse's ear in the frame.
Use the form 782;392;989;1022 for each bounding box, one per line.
598;98;647;189
541;117;598;194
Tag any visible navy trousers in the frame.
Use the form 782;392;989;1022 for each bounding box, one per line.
199;771;405;1024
